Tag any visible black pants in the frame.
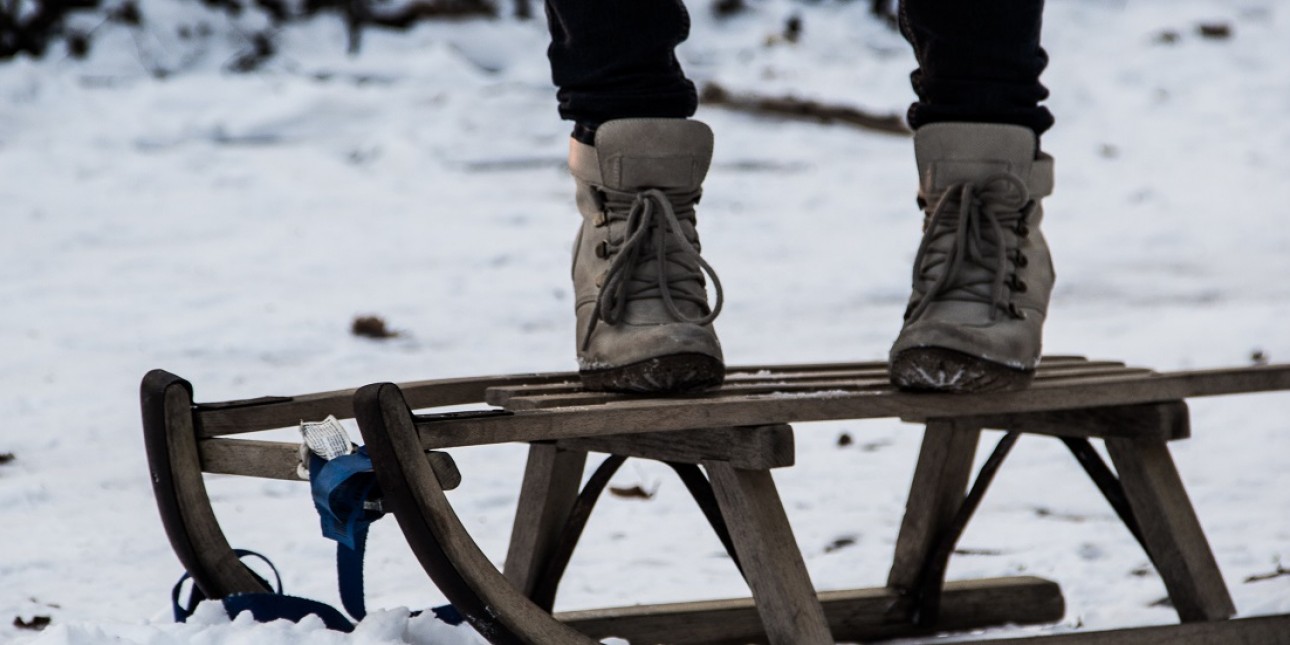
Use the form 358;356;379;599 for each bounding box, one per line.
546;0;1053;139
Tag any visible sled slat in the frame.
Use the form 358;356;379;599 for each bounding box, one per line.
556;576;1064;644
485;357;1114;407
497;366;1153;411
415;365;1290;449
195;372;572;437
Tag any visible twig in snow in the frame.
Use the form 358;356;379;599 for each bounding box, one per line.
700;82;910;136
1245;563;1290;583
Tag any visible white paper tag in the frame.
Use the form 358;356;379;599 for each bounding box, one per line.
300;415;355;461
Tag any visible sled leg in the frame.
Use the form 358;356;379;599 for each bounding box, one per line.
888;419;982;592
1105;436;1236;622
503;443;587;605
704;460;832;645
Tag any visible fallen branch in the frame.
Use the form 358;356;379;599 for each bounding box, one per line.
700;82;910;136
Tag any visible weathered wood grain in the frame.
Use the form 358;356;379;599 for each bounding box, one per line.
503;444;587;603
356;383;597;644
704;461;832;645
197;437;461;490
553;425;794;470
888;420;982;591
157;380;267;595
1105;437;1236;622
968;612;1289;644
947;401;1191;442
197;371;572;437
556;576;1064;644
195;356;1096;436
486;357;1111;407
410;364;1290;449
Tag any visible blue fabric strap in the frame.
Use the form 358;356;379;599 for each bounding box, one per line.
171;548;283;621
221;593;355;632
309;447;385;620
336;524;370;620
171;550;355;632
169;446;464;632
309;447;382;550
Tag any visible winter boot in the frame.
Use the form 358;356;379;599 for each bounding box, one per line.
889;122;1056;392
569;119;725;393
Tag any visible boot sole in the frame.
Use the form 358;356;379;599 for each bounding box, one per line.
890;347;1035;393
580;353;725;394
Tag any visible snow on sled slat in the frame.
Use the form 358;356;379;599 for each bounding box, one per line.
414;364;1290;450
555;576;1064;645
493;365;1153;411
483;356;1108;406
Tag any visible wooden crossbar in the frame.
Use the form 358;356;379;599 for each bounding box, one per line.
967;612;1290;644
557;576;1064;644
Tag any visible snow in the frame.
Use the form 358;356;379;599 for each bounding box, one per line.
2;0;1289;642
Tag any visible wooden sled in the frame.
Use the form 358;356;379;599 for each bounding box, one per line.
142;357;1290;644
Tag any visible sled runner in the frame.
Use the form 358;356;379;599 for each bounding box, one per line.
142;357;1290;643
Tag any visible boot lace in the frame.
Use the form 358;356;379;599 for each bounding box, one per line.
583;187;724;350
905;173;1036;323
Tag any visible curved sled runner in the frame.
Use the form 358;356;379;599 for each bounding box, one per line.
143;357;1290;643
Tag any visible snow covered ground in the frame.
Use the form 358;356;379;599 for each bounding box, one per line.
3;0;1289;642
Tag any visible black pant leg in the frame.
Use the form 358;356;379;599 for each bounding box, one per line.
899;0;1054;135
545;0;698;131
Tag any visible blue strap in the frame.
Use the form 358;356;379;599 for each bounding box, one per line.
430;603;465;626
171;550;354;632
172;549;283;620
308;446;385;620
336;524;370;620
221;593;355;632
169;446;464;632
310;448;381;550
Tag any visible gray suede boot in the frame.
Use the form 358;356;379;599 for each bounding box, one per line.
889;122;1056;392
569;119;725;393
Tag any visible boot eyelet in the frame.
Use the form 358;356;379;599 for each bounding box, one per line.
593;212;607;227
1010;274;1028;293
1008;302;1027;320
595;272;606;288
1013;251;1029;268
1014;223;1030;237
594;241;611;259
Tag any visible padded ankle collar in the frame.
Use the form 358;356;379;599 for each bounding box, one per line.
568;119;714;190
